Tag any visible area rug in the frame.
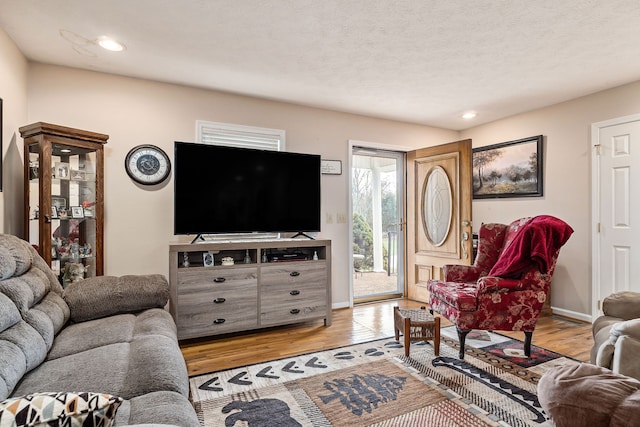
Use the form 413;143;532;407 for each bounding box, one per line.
189;326;578;426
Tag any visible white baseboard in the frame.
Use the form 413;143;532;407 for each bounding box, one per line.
328;302;593;322
551;306;592;322
332;301;351;310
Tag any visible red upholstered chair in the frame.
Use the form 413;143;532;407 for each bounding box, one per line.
427;215;573;359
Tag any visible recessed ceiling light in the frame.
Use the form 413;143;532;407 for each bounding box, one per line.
462;112;477;119
60;149;72;153
97;36;126;52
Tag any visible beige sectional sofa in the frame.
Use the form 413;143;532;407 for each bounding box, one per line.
536;291;640;426
590;291;640;381
0;234;199;426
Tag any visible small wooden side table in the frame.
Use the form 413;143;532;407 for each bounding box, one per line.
394;306;441;356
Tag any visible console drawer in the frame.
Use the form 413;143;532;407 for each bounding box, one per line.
260;262;326;286
176;267;258;339
177;266;257;287
260;262;327;326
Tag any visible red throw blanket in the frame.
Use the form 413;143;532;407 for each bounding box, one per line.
488;215;573;278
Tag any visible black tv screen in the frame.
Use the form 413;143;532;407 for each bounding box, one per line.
174;142;321;235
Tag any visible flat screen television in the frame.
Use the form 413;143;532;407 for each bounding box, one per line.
174;142;321;237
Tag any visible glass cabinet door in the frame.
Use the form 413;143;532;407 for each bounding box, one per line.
22;122;107;287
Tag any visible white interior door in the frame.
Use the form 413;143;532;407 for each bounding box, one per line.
592;114;640;317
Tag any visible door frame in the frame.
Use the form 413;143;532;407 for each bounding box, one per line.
348;140;412;307
591;113;640;320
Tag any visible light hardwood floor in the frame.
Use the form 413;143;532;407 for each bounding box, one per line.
180;298;593;377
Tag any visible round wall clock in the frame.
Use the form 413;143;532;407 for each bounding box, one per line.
125;144;171;185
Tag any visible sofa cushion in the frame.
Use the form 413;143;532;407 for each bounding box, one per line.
611;389;640;427
47;310;177;361
538;363;640;427
11;311;188;401
64;275;169;323
0;248;16;281
603;291;640;320
0;257;70;400
114;391;199;427
0;235;33;278
0;391;122;427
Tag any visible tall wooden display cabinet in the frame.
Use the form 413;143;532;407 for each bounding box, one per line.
21;122;108;285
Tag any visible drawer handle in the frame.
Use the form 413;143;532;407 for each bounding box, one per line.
290;309;300;315
213;277;226;283
213;318;226;324
290;271;300;277
213;298;226;304
290;290;301;296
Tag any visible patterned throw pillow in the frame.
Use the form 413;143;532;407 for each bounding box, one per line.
0;391;122;427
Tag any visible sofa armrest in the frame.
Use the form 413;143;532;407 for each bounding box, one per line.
64;274;170;322
596;319;640;380
603;291;640;320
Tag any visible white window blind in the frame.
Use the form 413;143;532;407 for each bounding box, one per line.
196;120;285;151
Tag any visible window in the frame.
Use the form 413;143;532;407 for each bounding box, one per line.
196;120;285;151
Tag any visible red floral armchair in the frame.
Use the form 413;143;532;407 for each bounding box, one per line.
427;215;573;359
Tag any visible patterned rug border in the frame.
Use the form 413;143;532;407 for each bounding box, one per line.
188;335;396;378
188;324;574;379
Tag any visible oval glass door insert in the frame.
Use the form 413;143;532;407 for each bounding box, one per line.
422;166;452;246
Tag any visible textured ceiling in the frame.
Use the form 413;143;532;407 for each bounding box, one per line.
1;0;640;130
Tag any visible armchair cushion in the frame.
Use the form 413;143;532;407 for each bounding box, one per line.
427;280;478;312
64;275;169;323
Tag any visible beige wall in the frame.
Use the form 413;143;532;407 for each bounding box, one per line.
26;63;457;307
463;81;640;319
7;53;640;316
0;28;28;235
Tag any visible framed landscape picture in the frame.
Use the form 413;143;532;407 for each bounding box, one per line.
472;135;543;199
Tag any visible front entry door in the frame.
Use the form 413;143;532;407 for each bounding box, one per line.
406;139;473;302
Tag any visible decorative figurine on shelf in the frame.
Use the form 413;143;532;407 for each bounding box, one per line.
221;256;234;266
82;243;92;256
244;249;251;264
313;251;319;261
70;239;80;262
62;262;88;288
182;252;190;267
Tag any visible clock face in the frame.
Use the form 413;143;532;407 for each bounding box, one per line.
125;145;171;185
